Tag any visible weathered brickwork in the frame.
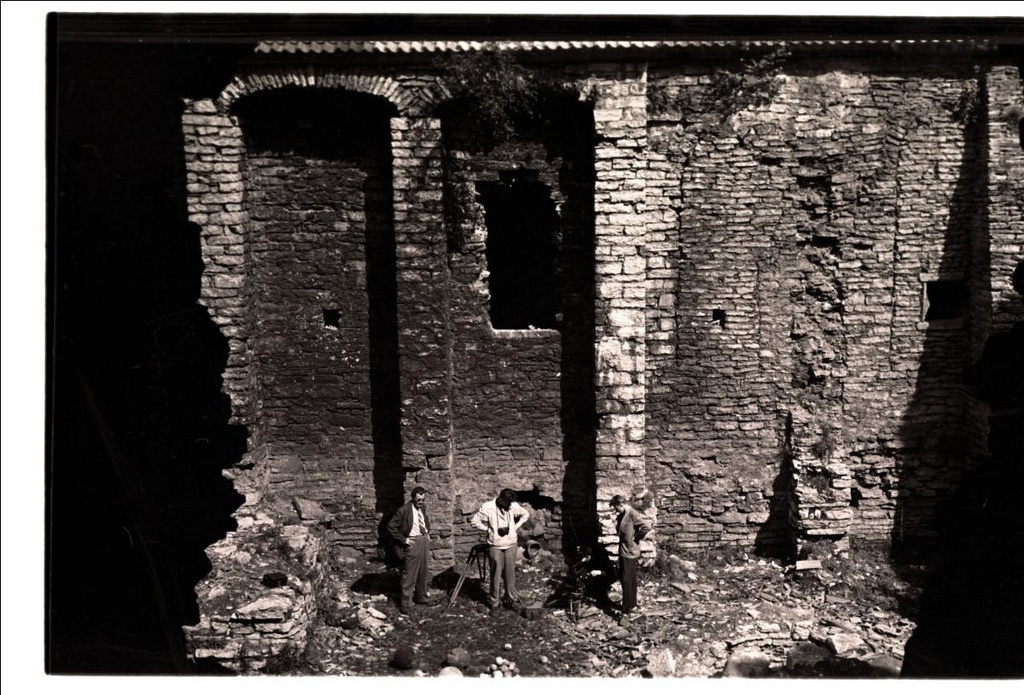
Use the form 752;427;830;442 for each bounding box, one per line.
986;66;1024;332
184;48;1022;614
391;117;457;565
182;99;269;506
184;514;322;672
236;91;397;553
589;65;657;557
643;56;1022;554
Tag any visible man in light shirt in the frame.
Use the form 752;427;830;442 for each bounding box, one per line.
387;486;438;615
472;488;530;612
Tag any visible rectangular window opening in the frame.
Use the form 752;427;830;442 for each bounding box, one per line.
477;174;560;331
923;280;967;322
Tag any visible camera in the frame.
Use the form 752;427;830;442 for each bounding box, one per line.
498;526;509;537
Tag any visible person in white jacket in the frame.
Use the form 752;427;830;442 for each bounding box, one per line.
471;488;530;612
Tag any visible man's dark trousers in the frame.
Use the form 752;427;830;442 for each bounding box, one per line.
401;535;430;608
620;555;638;614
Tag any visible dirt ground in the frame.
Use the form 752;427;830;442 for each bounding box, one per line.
292;542;923;678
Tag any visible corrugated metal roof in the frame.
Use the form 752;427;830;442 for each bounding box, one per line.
255;38;993;55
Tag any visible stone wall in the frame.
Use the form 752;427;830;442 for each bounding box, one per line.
589;64;657;558
185;51;1022;570
644;55;1008;553
443;119;597;558
182;99;269;506
391;116;457;566
986;67;1024;333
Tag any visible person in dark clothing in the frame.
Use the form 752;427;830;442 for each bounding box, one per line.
387;487;439;615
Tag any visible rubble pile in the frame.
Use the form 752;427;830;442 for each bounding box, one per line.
183;514;321;672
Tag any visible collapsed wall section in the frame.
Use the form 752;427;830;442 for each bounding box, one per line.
183;99;268;505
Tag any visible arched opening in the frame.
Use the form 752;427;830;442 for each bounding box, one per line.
232;87;404;549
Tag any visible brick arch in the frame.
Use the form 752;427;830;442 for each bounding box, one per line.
215;67;444;116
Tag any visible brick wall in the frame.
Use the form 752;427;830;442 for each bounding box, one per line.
186;53;1021;567
443;118;597;558
644;57;1004;552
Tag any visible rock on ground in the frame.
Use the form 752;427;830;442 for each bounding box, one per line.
786;641;832;669
827;632;866;657
645;648;677;677
723;646;772;677
391;645;416;670
446;647;471;668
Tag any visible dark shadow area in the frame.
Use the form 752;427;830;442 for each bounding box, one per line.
894;66;1024;675
351;564;457;607
436;564;492;608
550;98;599;560
48;33;251;673
512;486;559;511
771;655;901;679
235;87;397;160
755;413;797;561
542;546;616;618
893;87;988;558
351;569;401;598
901;263;1024;678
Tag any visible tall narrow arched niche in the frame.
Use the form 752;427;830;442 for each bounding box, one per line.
231;88;403;551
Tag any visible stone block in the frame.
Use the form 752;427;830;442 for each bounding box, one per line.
723;646;772;677
826;632;866;657
644;648;677;677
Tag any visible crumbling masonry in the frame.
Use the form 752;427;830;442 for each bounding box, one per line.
180;39;1022;668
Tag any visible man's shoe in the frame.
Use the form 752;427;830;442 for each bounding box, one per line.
399;605;411;616
414;596;441;606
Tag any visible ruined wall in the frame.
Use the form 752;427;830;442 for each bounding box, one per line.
183;99;269;506
985;66;1024;335
186;52;1020;570
185;514;322;672
645;55;998;552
